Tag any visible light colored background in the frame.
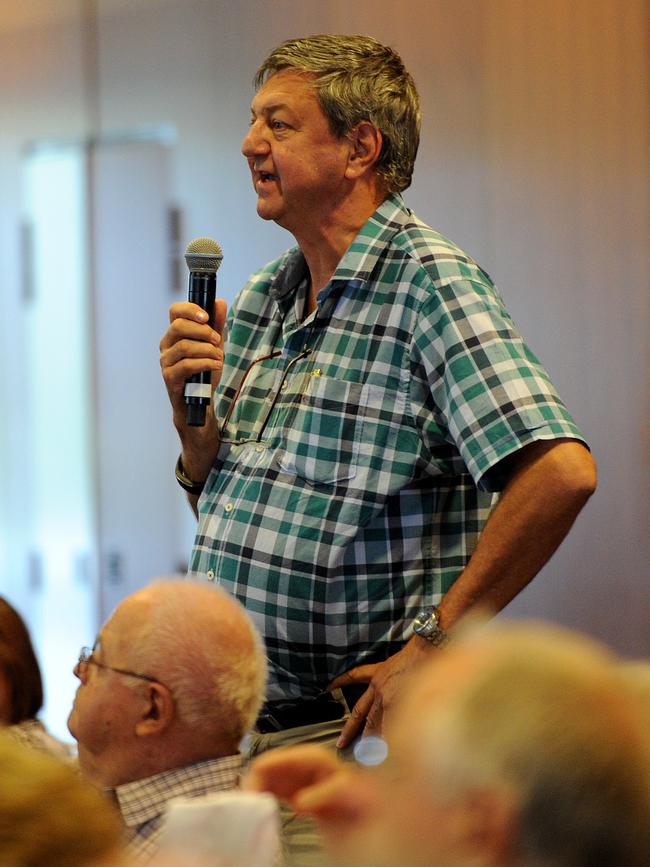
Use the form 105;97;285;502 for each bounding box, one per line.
0;0;648;738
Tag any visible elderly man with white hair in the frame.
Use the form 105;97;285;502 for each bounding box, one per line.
247;620;650;867
68;579;267;863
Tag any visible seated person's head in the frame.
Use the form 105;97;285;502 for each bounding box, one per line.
0;732;126;866
0;597;43;725
68;579;267;788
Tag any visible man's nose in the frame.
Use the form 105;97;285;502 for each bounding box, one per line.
241;121;269;158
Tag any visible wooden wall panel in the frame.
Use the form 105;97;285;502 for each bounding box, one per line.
479;0;649;647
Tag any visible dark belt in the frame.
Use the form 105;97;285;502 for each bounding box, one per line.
255;685;366;733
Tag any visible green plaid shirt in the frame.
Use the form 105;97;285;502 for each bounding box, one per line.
189;194;586;700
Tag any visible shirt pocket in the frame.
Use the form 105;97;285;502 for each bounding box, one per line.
276;376;364;484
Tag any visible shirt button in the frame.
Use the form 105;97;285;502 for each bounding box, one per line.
206;570;215;581
225;503;234;513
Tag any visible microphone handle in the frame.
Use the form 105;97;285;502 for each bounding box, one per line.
184;271;216;427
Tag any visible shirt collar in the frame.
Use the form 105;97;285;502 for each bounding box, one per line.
112;754;243;828
331;192;411;285
269;193;411;306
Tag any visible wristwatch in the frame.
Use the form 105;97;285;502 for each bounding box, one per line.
412;605;450;647
174;454;207;496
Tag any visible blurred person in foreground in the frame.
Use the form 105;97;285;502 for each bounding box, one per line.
620;659;650;729
246;620;650;867
0;731;127;867
0;595;72;758
67;579;267;864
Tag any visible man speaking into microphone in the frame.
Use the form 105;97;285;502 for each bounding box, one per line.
159;34;596;864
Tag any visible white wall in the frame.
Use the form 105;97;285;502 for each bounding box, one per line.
1;0;648;667
0;6;88;614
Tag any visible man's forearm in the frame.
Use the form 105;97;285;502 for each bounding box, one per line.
437;439;597;630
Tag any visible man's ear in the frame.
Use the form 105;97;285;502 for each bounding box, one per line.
345;121;383;180
134;683;174;737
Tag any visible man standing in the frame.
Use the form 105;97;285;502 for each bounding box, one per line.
160;34;595;748
67;579;267;863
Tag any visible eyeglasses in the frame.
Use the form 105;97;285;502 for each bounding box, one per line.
220;346;313;445
76;646;160;685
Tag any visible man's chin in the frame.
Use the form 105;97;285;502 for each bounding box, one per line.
66;709;76;739
255;201;278;222
254;195;288;225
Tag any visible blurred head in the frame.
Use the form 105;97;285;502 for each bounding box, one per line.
619;659;650;730
323;622;650;867
254;34;420;194
68;579;267;788
0;597;43;725
0;732;125;867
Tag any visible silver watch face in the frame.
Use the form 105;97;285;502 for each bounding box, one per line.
414;608;438;635
413;607;448;645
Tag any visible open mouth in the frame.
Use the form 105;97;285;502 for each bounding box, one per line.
257;171;278;184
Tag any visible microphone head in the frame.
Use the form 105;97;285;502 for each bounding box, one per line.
184;237;223;273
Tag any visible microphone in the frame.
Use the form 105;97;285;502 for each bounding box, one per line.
183;237;223;426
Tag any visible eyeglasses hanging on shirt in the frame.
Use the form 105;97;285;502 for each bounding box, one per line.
219;282;347;446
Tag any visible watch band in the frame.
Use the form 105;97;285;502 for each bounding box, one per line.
174;454;207;496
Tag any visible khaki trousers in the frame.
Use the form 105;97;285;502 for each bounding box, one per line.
245;710;356;867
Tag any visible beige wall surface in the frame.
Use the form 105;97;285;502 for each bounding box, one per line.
1;0;648;653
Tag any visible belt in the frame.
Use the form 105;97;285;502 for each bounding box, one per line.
255;685;366;733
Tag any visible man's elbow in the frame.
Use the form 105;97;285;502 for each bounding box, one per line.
561;443;598;505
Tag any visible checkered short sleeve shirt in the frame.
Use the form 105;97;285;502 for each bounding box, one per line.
188;194;586;700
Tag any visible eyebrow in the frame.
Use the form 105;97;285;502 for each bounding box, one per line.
250;101;293;118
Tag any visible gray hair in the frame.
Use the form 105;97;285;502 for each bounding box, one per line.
254;34;421;194
124;580;267;745
420;625;650;867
